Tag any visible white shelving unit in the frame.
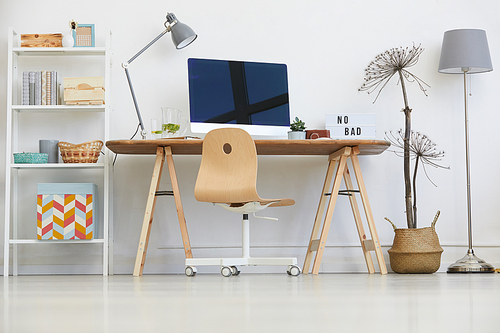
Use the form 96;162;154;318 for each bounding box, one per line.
3;27;112;276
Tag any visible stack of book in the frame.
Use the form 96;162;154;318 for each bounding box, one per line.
22;71;63;105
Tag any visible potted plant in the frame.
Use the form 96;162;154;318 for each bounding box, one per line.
359;44;448;273
288;117;306;139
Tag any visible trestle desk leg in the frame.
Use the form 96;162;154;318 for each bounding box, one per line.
304;147;351;275
303;146;387;275
343;165;376;273
303;158;337;274
311;154;349;274
133;147;165;276
350;152;387;274
164;147;192;259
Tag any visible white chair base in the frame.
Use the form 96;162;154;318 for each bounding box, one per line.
185;257;300;277
185;211;301;277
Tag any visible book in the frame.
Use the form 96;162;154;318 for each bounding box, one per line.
34;71;41;105
22;71;29;105
46;71;51;105
51;71;61;105
29;71;35;105
41;70;47;105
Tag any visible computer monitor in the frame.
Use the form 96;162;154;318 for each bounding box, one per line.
187;58;291;137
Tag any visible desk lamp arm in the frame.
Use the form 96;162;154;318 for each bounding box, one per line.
122;28;171;140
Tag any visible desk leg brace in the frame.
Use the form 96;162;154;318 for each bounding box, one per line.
303;146;387;275
133;146;193;276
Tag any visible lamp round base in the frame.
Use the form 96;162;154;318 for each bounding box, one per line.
447;252;495;273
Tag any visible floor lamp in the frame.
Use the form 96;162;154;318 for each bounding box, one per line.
122;12;197;139
438;29;495;273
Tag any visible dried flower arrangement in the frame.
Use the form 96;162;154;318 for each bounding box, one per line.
385;130;449;227
69;20;78;31
359;44;448;229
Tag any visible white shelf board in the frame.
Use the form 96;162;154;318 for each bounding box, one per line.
11;163;105;169
9;239;105;244
12;105;105;113
13;47;106;56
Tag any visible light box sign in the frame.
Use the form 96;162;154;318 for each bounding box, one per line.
326;113;376;139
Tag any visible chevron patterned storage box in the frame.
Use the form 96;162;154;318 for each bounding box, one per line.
37;183;98;240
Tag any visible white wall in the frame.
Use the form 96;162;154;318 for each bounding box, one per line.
1;0;500;274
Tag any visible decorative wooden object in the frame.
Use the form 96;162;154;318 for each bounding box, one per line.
21;33;62;47
63;77;105;105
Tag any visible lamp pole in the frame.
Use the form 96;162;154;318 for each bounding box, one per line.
122;29;171;139
463;68;473;254
446;68;495;273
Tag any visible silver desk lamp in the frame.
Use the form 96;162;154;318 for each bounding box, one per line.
438;29;495;273
122;12;197;139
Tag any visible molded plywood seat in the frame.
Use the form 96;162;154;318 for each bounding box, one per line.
185;128;301;277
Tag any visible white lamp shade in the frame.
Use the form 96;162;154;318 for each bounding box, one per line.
438;29;493;74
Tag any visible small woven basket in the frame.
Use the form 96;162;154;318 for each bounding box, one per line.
58;140;103;163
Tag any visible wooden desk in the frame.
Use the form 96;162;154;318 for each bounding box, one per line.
106;139;390;276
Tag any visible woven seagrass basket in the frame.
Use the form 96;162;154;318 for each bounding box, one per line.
387;213;444;274
58;140;103;163
388;226;443;274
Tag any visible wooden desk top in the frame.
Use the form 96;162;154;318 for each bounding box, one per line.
106;139;390;156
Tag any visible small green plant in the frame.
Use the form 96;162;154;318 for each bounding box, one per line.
290;117;306;131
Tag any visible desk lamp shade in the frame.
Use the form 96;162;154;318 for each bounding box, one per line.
438;29;492;74
167;13;197;49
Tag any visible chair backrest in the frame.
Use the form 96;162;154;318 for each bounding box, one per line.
194;128;261;204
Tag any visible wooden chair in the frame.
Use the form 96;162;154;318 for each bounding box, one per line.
184;128;301;277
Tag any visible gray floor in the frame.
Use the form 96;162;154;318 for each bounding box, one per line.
2;273;499;333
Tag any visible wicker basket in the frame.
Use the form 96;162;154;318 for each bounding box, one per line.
388;226;444;274
58;140;103;163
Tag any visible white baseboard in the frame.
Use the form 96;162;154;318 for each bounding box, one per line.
2;245;499;275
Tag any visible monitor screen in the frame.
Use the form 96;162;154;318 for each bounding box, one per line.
187;58;291;137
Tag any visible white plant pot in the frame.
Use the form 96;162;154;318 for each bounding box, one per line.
288;131;306;139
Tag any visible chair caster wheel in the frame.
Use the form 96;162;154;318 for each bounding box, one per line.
221;266;233;277
185;266;197;277
287;265;301;276
230;266;240;276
